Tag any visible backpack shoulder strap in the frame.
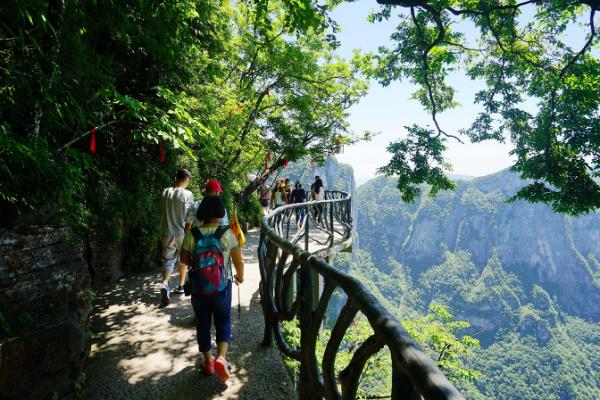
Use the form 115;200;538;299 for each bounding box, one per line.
214;225;230;240
191;227;203;241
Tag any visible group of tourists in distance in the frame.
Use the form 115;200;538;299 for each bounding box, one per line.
158;168;325;383
258;174;326;225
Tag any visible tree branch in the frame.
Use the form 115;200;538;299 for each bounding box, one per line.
56;119;121;151
412;6;464;143
446;0;539;16
559;8;596;83
224;77;282;169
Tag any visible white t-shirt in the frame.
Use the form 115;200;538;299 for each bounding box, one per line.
160;187;194;237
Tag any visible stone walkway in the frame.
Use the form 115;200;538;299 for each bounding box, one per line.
83;229;295;400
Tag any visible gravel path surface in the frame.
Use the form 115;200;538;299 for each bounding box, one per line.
83;229;295;400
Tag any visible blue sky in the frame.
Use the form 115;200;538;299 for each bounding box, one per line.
330;2;516;185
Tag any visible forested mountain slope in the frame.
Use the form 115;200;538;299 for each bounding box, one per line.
350;170;600;399
357;171;600;320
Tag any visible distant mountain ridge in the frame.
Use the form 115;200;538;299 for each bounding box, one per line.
287;160;600;398
322;165;600;398
357;169;600;320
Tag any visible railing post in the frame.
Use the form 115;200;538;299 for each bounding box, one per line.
391;357;421;400
260;235;275;348
299;256;315;400
329;202;334;248
305;205;310;252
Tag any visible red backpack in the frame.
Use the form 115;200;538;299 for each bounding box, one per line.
186;226;229;296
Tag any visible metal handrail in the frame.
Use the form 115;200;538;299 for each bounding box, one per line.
258;190;464;400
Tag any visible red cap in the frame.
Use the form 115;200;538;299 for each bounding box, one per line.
205;179;223;193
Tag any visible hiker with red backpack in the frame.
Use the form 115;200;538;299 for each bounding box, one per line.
180;195;244;382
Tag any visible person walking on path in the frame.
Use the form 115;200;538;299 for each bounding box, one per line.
193;179;229;227
271;181;288;208
283;178;293;204
310;175;325;224
290;181;307;226
310;175;324;201
159;168;194;306
180;195;244;382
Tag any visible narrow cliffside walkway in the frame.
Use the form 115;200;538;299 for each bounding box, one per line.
83;229;294;400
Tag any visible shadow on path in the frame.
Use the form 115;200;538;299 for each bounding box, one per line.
83;231;294;400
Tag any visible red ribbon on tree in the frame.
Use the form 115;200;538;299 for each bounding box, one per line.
159;144;166;163
283;159;289;168
89;127;96;155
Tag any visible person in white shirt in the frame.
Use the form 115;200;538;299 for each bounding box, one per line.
159;168;194;306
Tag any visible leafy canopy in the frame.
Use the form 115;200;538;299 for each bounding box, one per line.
368;0;600;214
0;0;367;236
258;0;599;214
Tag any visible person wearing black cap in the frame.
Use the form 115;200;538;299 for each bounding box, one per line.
180;195;244;383
192;179;229;227
159;168;194;305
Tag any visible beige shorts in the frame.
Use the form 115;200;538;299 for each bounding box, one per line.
161;235;184;271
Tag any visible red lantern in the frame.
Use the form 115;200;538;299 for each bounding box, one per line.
159;144;166;163
89;127;96;155
283;159;289;168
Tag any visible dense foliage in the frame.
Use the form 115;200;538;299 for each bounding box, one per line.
281;300;480;398
239;1;599;215
0;1;366;262
249;0;600;213
363;0;600;214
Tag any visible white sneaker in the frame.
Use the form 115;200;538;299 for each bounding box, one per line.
160;284;170;306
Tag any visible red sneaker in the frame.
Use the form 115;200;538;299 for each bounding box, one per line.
203;356;214;375
214;356;230;382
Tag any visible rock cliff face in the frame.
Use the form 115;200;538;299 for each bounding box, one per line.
87;230;125;286
357;170;600;320
0;226;92;400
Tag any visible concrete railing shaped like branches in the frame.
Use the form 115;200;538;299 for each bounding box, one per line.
258;190;464;400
